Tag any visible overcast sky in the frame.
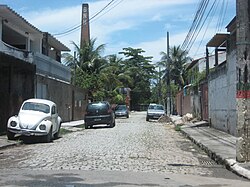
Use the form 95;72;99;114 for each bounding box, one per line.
2;0;236;62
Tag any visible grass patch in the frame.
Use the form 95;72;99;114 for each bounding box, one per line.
74;124;85;128
175;124;182;131
60;128;73;135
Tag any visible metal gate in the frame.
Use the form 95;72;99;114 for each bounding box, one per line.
200;82;209;121
0;53;35;133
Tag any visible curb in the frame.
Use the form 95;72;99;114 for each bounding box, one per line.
180;126;250;180
226;159;250;180
0;141;20;150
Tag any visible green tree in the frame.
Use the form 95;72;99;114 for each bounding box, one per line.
157;45;191;112
159;45;191;89
119;47;156;108
62;38;106;100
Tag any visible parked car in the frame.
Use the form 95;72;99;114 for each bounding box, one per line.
114;104;129;118
146;104;165;121
7;98;62;143
84;101;115;129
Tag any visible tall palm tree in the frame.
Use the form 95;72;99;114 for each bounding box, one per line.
159;45;191;89
62;38;106;98
63;38;105;74
100;55;123;92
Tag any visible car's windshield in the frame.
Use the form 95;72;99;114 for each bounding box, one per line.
148;105;164;110
22;102;50;114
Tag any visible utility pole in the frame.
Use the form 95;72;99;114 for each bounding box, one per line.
158;66;161;104
166;31;171;115
236;0;250;162
73;51;76;86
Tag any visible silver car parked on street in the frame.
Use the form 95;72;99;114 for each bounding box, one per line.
146;103;165;121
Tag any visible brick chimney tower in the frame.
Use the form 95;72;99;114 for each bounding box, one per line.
80;4;90;48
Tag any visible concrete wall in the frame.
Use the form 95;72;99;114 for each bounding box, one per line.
192;94;201;119
208;50;237;136
33;52;71;83
36;75;87;122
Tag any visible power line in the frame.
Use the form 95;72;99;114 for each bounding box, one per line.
181;0;230;56
53;0;118;37
90;0;124;24
216;0;229;32
181;0;209;51
186;0;217;53
194;0;219;56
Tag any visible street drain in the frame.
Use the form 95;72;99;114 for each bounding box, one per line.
167;163;195;167
199;160;217;166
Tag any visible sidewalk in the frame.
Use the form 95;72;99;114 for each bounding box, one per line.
175;118;250;180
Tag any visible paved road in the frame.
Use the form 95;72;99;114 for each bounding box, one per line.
0;111;249;186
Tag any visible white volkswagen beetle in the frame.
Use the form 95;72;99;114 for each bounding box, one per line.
7;98;62;143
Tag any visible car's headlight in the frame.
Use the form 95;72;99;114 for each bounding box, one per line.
39;124;46;130
10;121;17;127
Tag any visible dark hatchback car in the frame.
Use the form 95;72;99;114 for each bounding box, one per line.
114;104;129;118
84;101;115;129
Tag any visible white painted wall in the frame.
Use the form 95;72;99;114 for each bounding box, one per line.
208;50;237;136
199;52;227;72
0;18;2;41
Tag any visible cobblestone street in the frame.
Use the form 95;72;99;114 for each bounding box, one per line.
0;112;243;180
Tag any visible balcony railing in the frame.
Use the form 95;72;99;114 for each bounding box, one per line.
0;40;71;83
32;52;71;83
0;40;33;63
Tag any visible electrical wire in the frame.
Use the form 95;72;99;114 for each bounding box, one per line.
186;0;217;53
216;0;228;32
53;0;118;37
194;0;219;56
181;0;230;56
193;0;229;56
181;0;206;49
185;0;210;51
181;0;209;51
90;0;124;24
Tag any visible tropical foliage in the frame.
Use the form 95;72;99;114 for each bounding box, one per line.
153;45;191;106
63;37;191;110
119;47;156;106
159;45;191;89
63;39;156;107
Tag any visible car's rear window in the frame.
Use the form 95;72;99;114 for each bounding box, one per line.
87;103;109;111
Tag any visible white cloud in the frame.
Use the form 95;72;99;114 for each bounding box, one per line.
19;0;232;62
24;6;82;33
132;32;190;62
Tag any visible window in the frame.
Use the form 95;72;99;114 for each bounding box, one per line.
22;102;50;114
52;106;56;114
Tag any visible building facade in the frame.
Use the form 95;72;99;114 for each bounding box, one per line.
0;5;86;133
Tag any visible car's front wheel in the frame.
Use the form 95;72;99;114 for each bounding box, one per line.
43;128;52;143
54;123;61;139
7;130;15;140
109;120;115;128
